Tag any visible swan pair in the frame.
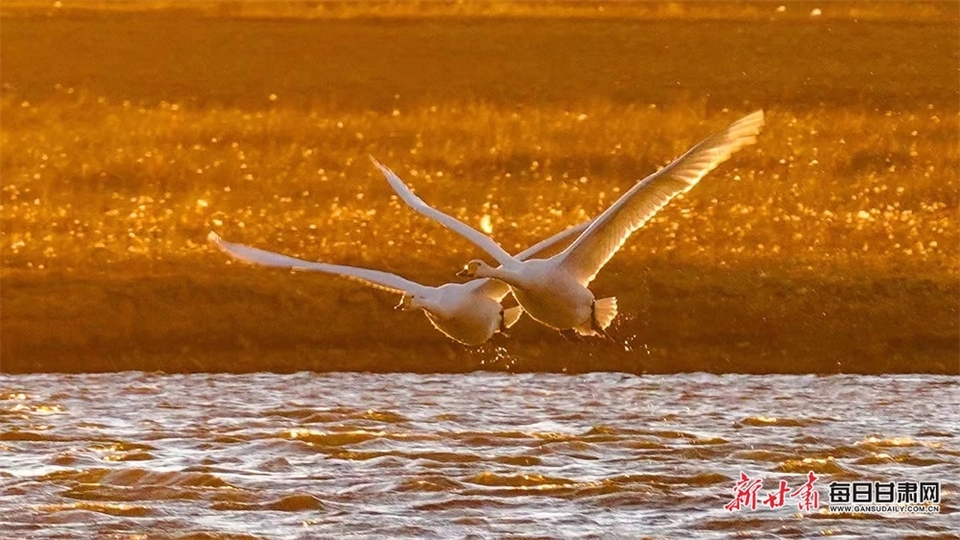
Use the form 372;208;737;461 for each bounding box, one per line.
208;221;586;346
210;109;764;344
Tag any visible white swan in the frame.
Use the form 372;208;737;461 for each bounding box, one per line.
376;110;765;338
207;217;587;345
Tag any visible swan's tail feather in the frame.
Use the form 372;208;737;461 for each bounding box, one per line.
593;297;618;331
502;306;523;330
574;296;618;337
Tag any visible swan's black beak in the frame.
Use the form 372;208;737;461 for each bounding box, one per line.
456;268;469;277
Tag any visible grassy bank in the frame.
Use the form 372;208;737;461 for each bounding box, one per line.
1;5;957;373
4;264;956;374
3;14;958;111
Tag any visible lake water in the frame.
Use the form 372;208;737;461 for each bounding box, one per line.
1;372;956;538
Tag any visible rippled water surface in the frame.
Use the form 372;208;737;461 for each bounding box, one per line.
1;372;957;538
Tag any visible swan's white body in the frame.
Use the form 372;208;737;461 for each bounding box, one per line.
490;258;595;330
208;216;587;345
376;110;765;336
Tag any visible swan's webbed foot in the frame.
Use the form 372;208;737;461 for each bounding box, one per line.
591;324;610;339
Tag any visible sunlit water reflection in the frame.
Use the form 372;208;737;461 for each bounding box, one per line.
1;372;956;538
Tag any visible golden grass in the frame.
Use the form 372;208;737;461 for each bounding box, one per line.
3;97;957;277
1;7;957;373
2;0;956;23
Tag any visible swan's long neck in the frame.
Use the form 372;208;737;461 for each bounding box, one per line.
414;296;442;316
477;265;524;289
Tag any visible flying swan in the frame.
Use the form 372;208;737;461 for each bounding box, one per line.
375;110;765;338
208;217;587;345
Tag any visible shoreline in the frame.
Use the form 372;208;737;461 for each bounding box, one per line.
4;263;956;375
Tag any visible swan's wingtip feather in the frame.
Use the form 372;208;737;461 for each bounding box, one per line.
722;109;766;148
741;109;766;131
372;159;404;186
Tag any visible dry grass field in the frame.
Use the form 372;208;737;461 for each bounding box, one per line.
1;1;957;373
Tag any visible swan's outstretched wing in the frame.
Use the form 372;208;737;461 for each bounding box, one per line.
208;232;433;297
514;220;591;261
372;158;517;267
557;110;765;285
474;219;592;299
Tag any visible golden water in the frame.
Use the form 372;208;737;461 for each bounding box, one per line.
1;372;956;537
